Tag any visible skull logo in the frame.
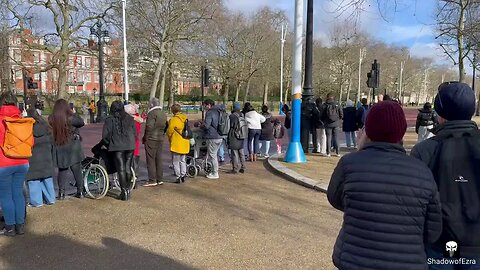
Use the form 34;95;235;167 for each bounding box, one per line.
446;241;458;257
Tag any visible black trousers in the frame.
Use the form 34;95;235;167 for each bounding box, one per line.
112;150;134;190
300;127;317;153
325;127;340;155
58;162;83;193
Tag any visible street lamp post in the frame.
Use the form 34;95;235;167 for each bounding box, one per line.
122;0;130;103
279;23;287;115
90;21;111;123
302;0;314;102
357;48;366;105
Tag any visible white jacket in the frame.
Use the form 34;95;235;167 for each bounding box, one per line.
245;111;266;130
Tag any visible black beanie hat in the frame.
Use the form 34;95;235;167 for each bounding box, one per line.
434;82;475;121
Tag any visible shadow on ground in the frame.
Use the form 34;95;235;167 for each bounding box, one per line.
0;233;197;270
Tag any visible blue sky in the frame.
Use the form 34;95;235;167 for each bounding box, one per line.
225;0;448;64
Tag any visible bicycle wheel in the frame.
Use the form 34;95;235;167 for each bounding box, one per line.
84;164;109;199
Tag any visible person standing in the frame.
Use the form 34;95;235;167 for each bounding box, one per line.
0;91;32;236
411;82;480;268
227;102;246;174
321;93;343;157
259;105;274;158
244;103;266;162
356;98;369;129
103;101;137;200
89;100;96;124
415;102;438;143
166;104;190;183
217;104;228;165
273;119;285;155
328;101;442;270
81;103;89;124
201;99;224;179
142;98;167;187
49;99;85;200
26;108;55;207
342;100;358;148
124;103;143;178
314;98;326;154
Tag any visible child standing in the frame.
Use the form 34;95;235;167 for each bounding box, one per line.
273;119;285;155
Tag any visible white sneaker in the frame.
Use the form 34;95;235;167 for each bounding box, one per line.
264;154;270;158
325;154;331;157
206;173;219;179
334;154;341;157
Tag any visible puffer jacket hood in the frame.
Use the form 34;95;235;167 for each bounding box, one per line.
0;105;21;118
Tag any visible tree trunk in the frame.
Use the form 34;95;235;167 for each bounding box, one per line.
223;80;229;104
243;77;252;104
57;65;67;99
339;83;344;104
346;79;352;102
149;56;165;99
284;79;291;105
234;81;242;102
457;1;466;83
476;92;480;116
158;62;169;108
262;81;269;105
168;70;175;111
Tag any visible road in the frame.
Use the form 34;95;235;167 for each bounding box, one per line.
0;124;343;270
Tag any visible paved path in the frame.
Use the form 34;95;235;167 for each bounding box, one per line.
0;125;342;270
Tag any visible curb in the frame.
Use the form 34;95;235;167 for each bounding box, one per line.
266;154;328;193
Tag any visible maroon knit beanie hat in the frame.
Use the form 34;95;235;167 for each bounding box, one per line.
365;101;407;144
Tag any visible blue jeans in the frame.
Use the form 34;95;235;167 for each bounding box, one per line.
345;131;356;147
426;245;480;270
27;177;56;207
0;164;29;226
218;137;227;162
248;129;261;155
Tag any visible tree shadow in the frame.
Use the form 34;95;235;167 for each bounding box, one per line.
0;233;197;270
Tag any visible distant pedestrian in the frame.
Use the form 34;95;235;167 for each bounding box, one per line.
328;101;442;270
227;102;247;174
356;98;369;129
81;103;89;124
415;102;437;143
0;91;33;236
321;93;343;157
314;98;326;154
49;99;85;200
273;119;285;155
26;108;55;207
244;103;266;162
342;100;358;148
89;100;96;123
259;105;274;158
411;82;480;267
143;98;167;187
201;99;225;179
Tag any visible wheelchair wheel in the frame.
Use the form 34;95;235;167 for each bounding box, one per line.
204;161;213;175
187;165;198;178
84;164;109;199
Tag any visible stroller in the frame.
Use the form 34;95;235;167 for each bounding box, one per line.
186;131;213;178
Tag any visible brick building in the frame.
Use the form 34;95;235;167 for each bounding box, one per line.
4;29;130;96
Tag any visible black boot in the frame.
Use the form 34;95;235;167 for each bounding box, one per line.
75;189;85;199
58;191;65;200
15;224;25;235
121;188;129;201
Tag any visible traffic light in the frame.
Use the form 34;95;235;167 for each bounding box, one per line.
203;67;210;87
26;77;38;89
366;60;380;89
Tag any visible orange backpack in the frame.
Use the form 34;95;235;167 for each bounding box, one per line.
1;116;35;158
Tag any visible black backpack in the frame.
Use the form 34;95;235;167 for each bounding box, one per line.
181;119;193;139
325;103;340;123
429;129;480;248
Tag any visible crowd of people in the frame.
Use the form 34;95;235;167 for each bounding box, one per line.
328;82;480;270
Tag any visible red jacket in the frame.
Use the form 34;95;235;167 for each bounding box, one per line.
0;106;29;168
134;113;141;156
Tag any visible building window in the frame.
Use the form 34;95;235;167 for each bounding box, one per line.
15;70;22;79
33;52;40;63
69;56;74;67
75;56;83;67
41;72;47;81
15;38;21;45
106;74;112;83
85;72;91;82
94;73;99;83
34;73;40;80
13;51;21;62
77;71;84;83
85;57;91;68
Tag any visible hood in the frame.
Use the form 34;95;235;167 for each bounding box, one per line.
33;120;49;137
418;108;432;113
433;120;477;135
174;113;187;122
0;105;21;117
346;100;354;107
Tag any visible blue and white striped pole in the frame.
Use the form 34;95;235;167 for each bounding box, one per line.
285;0;306;163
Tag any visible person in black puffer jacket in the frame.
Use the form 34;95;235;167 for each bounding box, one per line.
26;109;55;207
328;101;442;270
415;102;438;143
259;105;274;158
342;100;358;148
102;101;136;201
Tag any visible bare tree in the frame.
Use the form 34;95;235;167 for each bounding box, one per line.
5;0;115;99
